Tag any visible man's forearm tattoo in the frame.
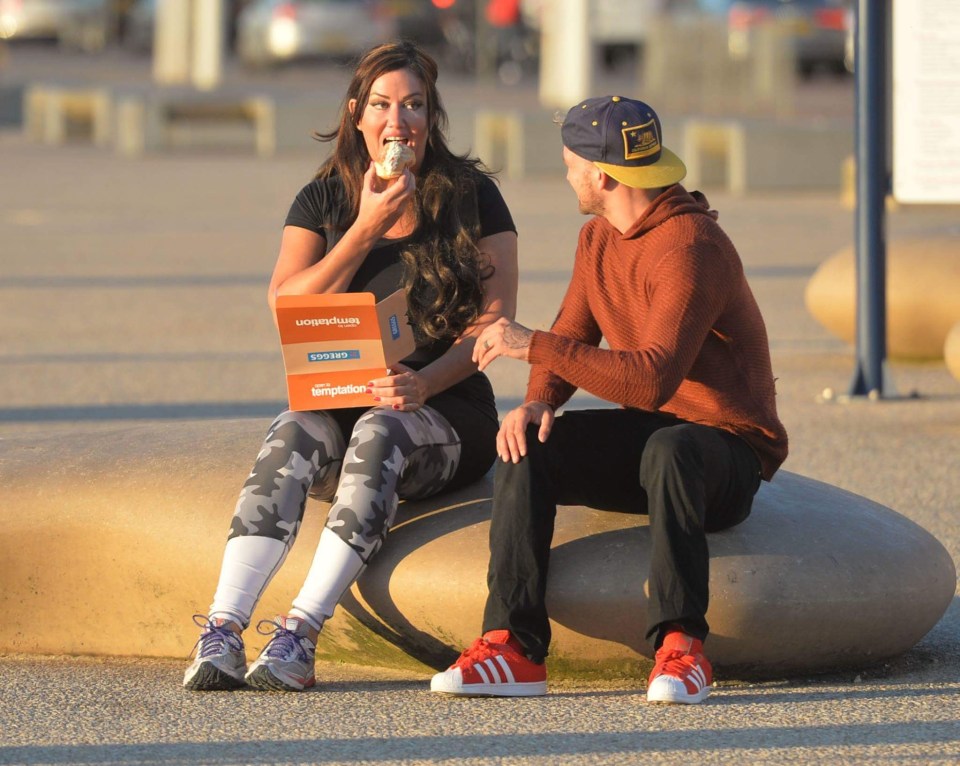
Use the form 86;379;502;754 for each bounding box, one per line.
504;324;533;350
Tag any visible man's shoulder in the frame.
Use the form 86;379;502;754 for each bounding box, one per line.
579;215;604;232
577;216;615;247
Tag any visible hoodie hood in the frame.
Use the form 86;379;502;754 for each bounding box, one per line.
622;184;718;240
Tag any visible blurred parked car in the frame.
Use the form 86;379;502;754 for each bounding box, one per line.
122;0;151;50
0;0;108;47
384;0;445;46
521;0;656;71
123;0;255;52
59;0;113;51
691;0;851;77
236;0;397;68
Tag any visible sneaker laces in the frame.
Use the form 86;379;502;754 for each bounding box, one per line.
456;637;501;667
189;613;242;659
653;649;697;678
256;618;313;662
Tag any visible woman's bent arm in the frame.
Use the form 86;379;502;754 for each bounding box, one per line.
266;225;380;316
268;166;417;313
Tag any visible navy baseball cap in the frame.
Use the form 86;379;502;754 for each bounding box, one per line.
560;96;686;189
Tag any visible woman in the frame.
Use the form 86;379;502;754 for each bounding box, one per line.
184;41;518;692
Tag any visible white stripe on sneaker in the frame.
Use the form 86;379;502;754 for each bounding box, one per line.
474;662;491;684
484;658;504;683
691;666;707;690
494;655;516;684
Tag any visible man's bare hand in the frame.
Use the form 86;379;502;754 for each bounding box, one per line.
473;317;534;372
497;401;554;463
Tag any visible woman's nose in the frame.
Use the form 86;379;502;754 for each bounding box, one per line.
387;103;405;127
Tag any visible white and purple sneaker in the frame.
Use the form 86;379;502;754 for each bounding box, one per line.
183;614;247;691
245;615;317;691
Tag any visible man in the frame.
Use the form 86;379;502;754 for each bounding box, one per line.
429;96;788;704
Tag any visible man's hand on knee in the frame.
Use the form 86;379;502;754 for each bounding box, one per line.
497;401;555;463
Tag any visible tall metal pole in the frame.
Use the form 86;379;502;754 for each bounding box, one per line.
848;0;894;398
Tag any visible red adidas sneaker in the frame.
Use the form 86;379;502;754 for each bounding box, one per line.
430;630;547;697
646;631;713;704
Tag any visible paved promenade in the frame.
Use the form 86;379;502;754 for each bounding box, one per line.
1;46;959;765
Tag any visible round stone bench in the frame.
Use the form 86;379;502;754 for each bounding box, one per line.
946;321;960;383
1;420;954;680
805;237;960;360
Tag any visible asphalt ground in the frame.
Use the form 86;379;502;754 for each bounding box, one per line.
1;44;959;765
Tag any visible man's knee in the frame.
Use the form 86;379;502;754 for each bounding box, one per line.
495;422;551;473
639;424;702;485
491;421;557;507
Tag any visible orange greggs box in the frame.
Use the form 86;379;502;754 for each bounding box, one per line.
275;289;416;410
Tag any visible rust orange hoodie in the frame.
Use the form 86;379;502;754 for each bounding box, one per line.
526;184;788;480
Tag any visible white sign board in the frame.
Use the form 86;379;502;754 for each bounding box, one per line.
893;0;960;203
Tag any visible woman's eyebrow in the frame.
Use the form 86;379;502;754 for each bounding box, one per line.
370;90;423;100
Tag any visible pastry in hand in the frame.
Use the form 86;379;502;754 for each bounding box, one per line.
375;138;415;179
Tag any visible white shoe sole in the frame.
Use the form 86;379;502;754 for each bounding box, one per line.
183;659;246;691
646;684;711;704
245;662;315;691
430;675;546;697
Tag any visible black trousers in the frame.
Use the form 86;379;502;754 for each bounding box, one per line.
481;408;762;663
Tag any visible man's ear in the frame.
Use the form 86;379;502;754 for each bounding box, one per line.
596;167;615;190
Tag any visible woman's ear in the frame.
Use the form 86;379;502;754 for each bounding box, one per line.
348;99;360;129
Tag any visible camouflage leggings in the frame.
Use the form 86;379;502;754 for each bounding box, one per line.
228;406;461;562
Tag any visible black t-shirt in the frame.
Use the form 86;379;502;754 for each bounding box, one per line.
285;171;516;303
283;171;516;487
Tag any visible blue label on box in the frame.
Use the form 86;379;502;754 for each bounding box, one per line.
307;350;361;363
389;314;400;340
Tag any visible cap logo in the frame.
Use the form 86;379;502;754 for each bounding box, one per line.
623;119;660;161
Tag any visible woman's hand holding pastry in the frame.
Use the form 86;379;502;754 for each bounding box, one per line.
355;162;415;239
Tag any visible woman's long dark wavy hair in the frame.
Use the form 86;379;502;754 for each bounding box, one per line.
313;40;495;342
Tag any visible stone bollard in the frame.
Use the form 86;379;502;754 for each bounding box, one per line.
805;237;960;360
945;322;960;383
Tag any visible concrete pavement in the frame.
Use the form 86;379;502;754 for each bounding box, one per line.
2;655;960;765
1;45;959;765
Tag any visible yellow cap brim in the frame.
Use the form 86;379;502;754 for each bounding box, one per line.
595;146;687;189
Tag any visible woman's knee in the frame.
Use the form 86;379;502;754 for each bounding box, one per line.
352;407;457;447
344;409;414;471
267;410;343;453
352;408;462;500
258;410;345;500
352;407;408;437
